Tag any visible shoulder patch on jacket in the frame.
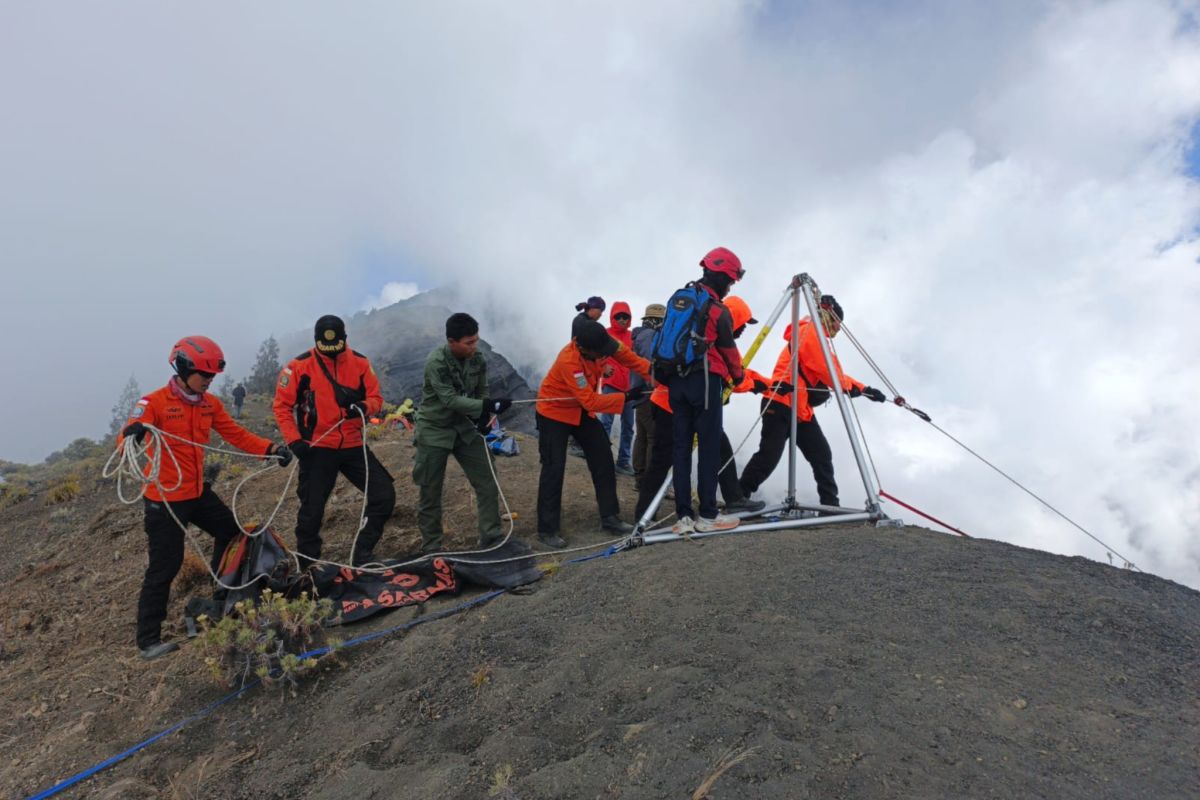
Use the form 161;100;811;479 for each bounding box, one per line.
573;371;587;389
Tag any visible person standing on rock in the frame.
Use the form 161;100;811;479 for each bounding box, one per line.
535;320;652;548
231;382;246;419
629;303;665;476
658;248;747;536
634;296;767;521
273;315;395;569
597;301;637;476
118;336;292;660
738;296;887;508
413;312;511;554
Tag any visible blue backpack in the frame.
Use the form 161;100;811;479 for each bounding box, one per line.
650;283;714;380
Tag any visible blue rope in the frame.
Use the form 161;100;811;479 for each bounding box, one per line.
24;588;507;800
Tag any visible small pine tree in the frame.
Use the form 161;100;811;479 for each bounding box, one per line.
246;335;281;395
109;374;142;437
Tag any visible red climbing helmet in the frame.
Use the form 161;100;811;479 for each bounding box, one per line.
170;336;226;377
699;247;744;281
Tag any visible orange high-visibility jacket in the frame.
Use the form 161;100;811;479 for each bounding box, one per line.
537;341;650;426
764;318;864;422
273;348;384;450
118;382;273;503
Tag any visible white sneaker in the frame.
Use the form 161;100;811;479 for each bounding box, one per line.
695;514;740;532
672;516;695;535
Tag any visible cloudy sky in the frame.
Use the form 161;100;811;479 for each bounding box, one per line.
3;1;1198;585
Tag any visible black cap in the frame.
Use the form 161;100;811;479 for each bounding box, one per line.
314;315;347;355
819;295;843;322
575;320;619;357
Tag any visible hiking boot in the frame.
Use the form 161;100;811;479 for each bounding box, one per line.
695;514;740;533
724;498;766;514
599;515;633;534
138;641;180;661
672;516;695;535
538;532;567;549
614;462;635;476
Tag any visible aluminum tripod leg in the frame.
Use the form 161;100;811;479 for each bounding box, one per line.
798;275;882;512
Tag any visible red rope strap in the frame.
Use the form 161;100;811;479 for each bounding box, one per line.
879;490;972;538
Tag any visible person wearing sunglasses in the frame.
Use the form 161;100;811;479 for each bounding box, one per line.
116;336;291;660
597;301;638;476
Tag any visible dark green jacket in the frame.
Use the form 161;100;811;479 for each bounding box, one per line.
415;344;488;448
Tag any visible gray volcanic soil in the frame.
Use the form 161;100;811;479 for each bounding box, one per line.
87;524;1200;799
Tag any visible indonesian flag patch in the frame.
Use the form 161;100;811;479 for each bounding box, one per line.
573;371;586;389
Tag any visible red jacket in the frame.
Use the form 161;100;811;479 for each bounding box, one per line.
765;318;864;422
273;348;384;450
697;284;744;383
118;380;273;502
604;301;635;391
537;341;650;426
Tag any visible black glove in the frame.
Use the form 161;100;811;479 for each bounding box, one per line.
121;422;147;443
750;378;769;394
771;382;794;396
272;444;293;467
624;387;651;403
346;402;367;418
475;409;494;435
862;387;886;403
848;385;862;398
289;441;312;460
489;398;513;415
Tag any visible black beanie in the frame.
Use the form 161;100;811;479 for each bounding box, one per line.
314;315;347;355
819;295;844;322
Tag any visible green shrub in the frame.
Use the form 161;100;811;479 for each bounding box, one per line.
195;590;340;690
0;483;30;511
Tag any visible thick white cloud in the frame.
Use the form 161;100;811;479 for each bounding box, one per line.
362;282;420;311
1;1;1197;583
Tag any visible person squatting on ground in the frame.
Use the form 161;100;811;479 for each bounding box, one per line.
634;296;769;522
273;315;395;569
413;313;511;554
738;296;886;508
662;247;747;535
597;301;637;476
629;303;665;476
231;382;246;419
535;320;652;548
119;336;291;660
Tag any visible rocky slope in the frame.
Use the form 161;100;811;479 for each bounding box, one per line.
2;403;1198;799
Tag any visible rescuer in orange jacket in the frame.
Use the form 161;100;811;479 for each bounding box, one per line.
273;315;395;568
535;320;652;548
738;296;886;507
117;336;290;660
634;296;771;521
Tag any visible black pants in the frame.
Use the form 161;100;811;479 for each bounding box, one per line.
537;412;619;534
635;405;746;520
137;486;238;648
739;399;838;506
668;370;724;520
295;446;396;564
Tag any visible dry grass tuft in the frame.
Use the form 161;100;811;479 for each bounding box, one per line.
46;476;81;505
692;746;759;799
488;763;514;796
